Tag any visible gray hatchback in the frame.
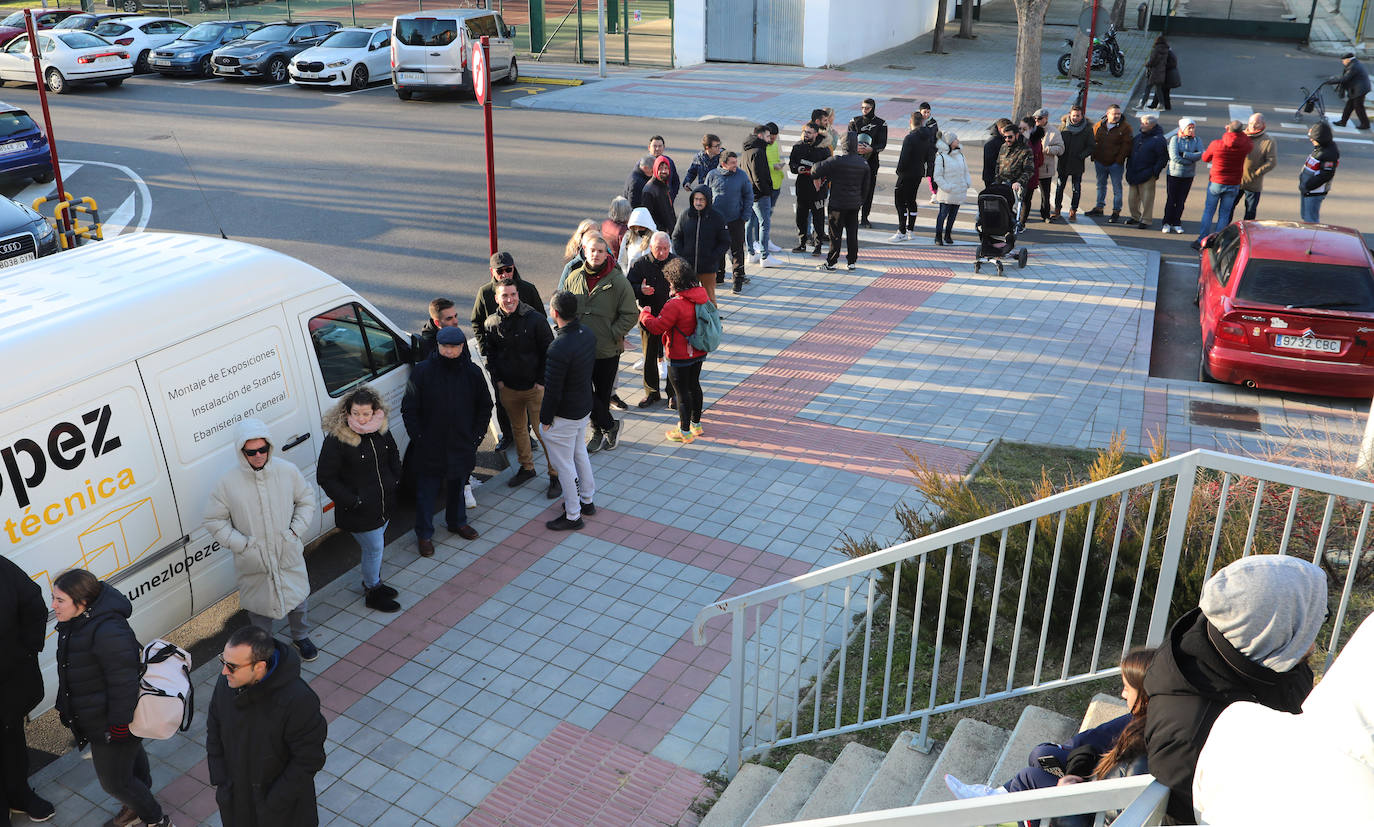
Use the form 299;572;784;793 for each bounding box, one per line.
211;19;337;82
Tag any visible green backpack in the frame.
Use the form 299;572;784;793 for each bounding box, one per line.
688;300;722;353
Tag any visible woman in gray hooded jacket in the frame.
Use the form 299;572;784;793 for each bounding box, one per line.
1161;117;1203;233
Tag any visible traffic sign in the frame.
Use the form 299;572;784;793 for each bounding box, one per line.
473;38;489;105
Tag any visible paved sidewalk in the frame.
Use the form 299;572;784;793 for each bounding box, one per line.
18;224;1363;826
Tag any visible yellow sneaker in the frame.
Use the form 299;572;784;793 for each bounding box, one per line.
666;428;695;443
690;422;704;436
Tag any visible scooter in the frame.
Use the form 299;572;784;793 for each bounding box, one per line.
1057;24;1125;78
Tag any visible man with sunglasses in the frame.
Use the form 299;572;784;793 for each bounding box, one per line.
208;624;326;827
472;251;543;452
206;419;319;662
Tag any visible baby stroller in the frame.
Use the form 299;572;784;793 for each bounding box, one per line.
973;182;1029;275
1295;79;1338;122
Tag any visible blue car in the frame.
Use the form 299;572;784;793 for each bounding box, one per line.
151;19;260;77
0;196;58;265
0;104;51;185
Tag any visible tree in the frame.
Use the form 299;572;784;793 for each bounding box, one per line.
959;0;976;38
930;0;949;53
1011;0;1053;123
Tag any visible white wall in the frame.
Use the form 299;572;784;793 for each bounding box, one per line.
814;0;946;67
674;0;706;66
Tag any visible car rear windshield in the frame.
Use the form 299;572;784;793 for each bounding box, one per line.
92;22;130;36
181;22;227;42
53;15;94;29
321;29;370;48
0;112;36;139
0;12;26;27
245;24;293;42
59;31;109;49
395;18;457;47
1236;258;1374;312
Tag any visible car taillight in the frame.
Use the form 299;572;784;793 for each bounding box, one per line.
1216;321;1248;344
114;37;134;45
390;40;395;68
460;31;467;69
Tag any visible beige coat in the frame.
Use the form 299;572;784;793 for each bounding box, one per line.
205;418;316;618
1039;125;1065;180
1241;130;1277;192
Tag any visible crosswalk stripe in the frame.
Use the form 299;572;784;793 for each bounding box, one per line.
102;193;137;237
13;163;83;209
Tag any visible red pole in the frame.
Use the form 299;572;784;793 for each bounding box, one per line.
24;9;69;225
481;35;497;255
1081;0;1099;113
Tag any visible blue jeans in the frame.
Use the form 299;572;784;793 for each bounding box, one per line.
936;203;960;237
1197;182;1239;241
1240;189;1261;221
1094;161;1123;211
414;475;466;539
746;194;773;254
354;523;387;589
1300;191;1325;223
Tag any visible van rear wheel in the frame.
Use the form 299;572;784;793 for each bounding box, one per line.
501;56;518;85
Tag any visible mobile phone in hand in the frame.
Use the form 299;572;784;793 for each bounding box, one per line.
1036;754;1065;778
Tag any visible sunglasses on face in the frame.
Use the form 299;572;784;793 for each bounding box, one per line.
219;655;259;673
241;446;270;457
494;265;514;274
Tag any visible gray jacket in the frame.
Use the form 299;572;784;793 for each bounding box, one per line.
1167;134;1203;178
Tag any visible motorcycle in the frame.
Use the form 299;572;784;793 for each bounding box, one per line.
1057;24;1125;78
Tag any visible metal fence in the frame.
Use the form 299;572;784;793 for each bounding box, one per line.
1147;0;1316;40
692;449;1374;776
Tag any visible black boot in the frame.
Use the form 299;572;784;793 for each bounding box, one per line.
934;233;944;245
944;231;954;245
364;586;401;613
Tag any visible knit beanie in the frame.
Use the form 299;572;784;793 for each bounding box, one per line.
1200;555;1328;673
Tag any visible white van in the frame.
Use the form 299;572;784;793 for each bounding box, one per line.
391;7;517;100
1;233;413;714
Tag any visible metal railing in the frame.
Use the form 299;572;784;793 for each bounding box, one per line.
783;775;1169;826
693;449;1374;775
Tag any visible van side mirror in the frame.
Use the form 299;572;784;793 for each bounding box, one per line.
508;25;517;39
409;333;422;364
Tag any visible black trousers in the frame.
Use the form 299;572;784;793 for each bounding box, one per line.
720;217;746;278
493;395;512;442
91;736;162;824
894;180;921;233
1055;171;1083;212
860;155;879;220
826;208;860;266
0;714;36;812
1162;174;1194;226
796;191;826;243
590;355;619;431
1340;93;1370;128
1035;176;1053;219
640;322;674;400
667;360;703;430
1144;83;1172;110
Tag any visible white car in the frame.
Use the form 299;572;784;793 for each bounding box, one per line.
289;25;389;90
0;31;132;93
91;15;188;73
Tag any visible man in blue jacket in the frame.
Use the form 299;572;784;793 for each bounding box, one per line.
1124;113;1169;230
705;150;752;289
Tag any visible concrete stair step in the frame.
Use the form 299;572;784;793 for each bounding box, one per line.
700;763;781;827
853;730;943;813
794;742;886;821
1080;693;1130;732
986;705;1079;788
912;717;1011;807
744;754;831;827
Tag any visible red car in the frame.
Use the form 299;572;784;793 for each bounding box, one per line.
1197;220;1374;398
0;8;83;46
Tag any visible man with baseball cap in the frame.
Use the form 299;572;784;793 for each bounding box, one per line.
472;251;542;452
1334;52;1371;130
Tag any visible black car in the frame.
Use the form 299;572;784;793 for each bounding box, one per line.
0;197;59;267
52;12;141;31
211;20;337;82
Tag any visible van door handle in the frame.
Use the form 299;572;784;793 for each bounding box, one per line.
429;51;440;56
281;433;311;451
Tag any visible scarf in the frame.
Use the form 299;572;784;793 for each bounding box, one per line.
348;409;386;435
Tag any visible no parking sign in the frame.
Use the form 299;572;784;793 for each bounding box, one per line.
473;37;489;105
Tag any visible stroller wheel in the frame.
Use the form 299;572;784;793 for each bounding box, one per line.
996;260;1005;276
974;261;982;273
1018;248;1029;268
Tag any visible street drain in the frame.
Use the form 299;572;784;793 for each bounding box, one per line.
1189;401;1262;432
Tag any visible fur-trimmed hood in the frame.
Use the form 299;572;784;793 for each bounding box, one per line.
322;398;392;447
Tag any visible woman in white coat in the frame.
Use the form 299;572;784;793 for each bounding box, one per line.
1192;611;1374;823
932;133;972;246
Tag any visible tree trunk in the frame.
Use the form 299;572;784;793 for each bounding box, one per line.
1012;0;1052;123
931;0;949;53
959;0;976;37
1111;0;1127;28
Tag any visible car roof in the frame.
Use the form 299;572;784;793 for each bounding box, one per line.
0;103;29;116
101;16;186;25
256;19;338;26
1239;220;1373;266
330;25;389;33
393;8;498;20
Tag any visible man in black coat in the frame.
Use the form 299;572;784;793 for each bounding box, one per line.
627;231;679;407
789;121;831;253
982;118;1012;188
485;278;555;490
416;296;458;361
471;251;543;452
641;156;677;239
208;625;326;827
0;555;52;822
741;124;776;264
812;133;870;272
893;111;935;241
402;325;493;554
847;98;888;227
541;290;597;531
623;155;655;208
1334;52;1372;129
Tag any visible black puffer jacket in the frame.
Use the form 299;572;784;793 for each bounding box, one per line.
470;270;543;359
483;301;555;390
54;583;140;745
316;402;401;533
626;251;676;315
401;328;493;481
1143;608;1313;823
540;319;596;425
0;554;47;715
207;639;327;827
895;127;935;184
741;134;774;199
811;136;870;211
671;185;730;274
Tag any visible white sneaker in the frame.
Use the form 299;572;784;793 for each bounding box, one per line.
887;232;908;242
1172;225;1185;234
464;484;477;510
929;194;938;204
747;252;761;264
761;254;779;268
1160;224;1172;233
766;240;781;253
945;774;1006;800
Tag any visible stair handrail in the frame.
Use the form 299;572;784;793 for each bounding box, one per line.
694;448;1374;774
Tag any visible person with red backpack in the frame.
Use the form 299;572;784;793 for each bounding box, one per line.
639;259;712;444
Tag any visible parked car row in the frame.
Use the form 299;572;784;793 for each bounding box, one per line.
0;7;520;96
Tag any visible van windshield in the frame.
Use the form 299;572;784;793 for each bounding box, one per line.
0;112;35;139
395;18;457;47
